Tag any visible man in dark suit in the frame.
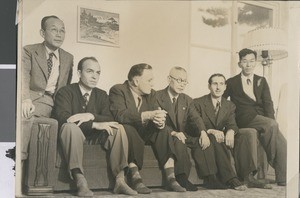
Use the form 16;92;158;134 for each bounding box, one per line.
109;63;186;193
21;15;73;160
157;67;245;191
223;48;287;186
53;57;137;196
194;73;271;189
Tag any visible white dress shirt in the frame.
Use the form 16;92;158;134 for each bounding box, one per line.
45;45;60;94
241;73;256;101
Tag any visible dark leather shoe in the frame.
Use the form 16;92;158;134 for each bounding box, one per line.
227;177;247;191
176;174;198;191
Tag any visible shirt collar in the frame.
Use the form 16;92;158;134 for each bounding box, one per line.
44;44;59;59
79;83;92;96
167;86;179;102
241;72;254;82
210;94;221;108
130;87;141;100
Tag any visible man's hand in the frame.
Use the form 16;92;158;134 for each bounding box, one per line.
225;130;235;148
199;130;210;150
67;113;95;126
171;131;186;144
22;99;35;118
92;122;119;135
207;129;224;143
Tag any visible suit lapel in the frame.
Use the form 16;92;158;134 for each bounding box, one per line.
216;97;227;126
158;88;177;129
203;95;217;127
34;44;48;80
176;94;186;131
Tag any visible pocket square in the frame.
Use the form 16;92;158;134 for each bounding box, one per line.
257;79;262;87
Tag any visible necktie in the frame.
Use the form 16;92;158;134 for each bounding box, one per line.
215;101;220;115
247;78;251;85
137;96;142;111
47;53;54;79
172;97;177;113
83;93;89;106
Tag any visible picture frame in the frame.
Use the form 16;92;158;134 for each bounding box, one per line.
77;6;120;47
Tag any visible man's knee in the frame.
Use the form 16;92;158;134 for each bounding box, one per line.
60;123;85;140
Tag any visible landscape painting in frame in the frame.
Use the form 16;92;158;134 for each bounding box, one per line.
78;6;120;47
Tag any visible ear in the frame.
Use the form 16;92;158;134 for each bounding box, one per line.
167;76;171;84
132;77;139;87
40;29;45;38
238;62;242;68
77;70;82;79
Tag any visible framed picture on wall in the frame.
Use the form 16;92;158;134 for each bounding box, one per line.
78;6;120;47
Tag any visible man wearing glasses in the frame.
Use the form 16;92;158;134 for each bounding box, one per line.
156;67;244;190
21;15;73;161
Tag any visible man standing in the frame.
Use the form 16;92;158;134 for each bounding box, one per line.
53;57;136;196
109;63;186;193
21;15;73;160
194;73;271;189
223;48;287;186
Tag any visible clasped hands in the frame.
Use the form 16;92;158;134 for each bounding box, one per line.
142;108;167;128
207;129;234;148
67;113;119;136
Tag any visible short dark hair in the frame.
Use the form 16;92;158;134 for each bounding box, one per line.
127;63;152;81
41;15;60;30
208;73;226;85
238;48;257;61
77;57;98;71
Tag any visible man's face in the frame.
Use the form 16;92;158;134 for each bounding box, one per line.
136;69;154;95
40;18;65;51
78;59;101;91
209;76;226;99
238;53;256;76
168;69;188;95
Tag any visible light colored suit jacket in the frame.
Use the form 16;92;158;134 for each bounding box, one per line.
22;43;73;114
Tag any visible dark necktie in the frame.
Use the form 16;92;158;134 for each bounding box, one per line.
47;53;54;79
172;97;177;113
247;78;251;85
83;93;89;109
215;101;220;115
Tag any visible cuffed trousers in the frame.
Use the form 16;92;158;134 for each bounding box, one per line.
59;123;129;179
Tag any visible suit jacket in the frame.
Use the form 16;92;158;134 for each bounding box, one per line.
193;94;239;134
156;87;206;137
22;43;73;105
109;80;159;130
53;83;113;136
223;73;275;127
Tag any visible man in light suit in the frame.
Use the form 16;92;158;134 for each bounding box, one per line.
223;48;287;186
53;57;136;196
21;15;73;160
194;73;271;189
109;63;186;194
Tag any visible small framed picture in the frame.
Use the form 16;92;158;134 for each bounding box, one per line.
78;6;120;47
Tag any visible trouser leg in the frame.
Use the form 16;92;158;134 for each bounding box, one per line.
60;123;85;179
172;137;191;177
234;128;258;180
104;124;129;177
245;115;287;182
123;124;145;169
208;134;236;183
186;136;217;177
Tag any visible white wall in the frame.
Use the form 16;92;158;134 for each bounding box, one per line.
21;0;190;92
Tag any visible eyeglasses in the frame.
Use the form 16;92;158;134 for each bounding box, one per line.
46;28;65;35
169;75;188;84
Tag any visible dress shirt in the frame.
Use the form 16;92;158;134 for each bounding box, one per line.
241;73;256;101
45;45;60;94
79;84;92;103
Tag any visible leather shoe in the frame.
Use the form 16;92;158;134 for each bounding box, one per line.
75;174;93;197
176;174;198;191
132;178;152;194
227;177;247;191
166;178;186;192
203;175;227;189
